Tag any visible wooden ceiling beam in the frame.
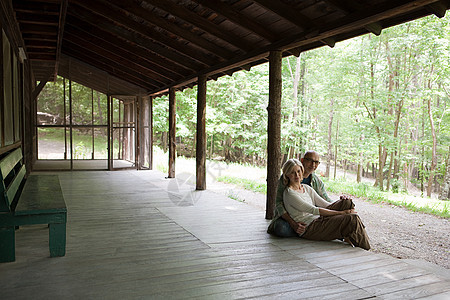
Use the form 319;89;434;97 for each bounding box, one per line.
19;24;58;35
323;0;384;36
64;19;191;78
144;0;254;52
15;12;59;26
365;22;383;35
63;30;174;84
323;0;361;13
13;1;60;15
288;47;302;57
63;42;157;90
102;2;221;67
252;0;315;30
28;53;56;60
68;4;204;72
54;0;68;78
24;40;56;48
63;35;168;86
320;37;336;48
75;0;232;61
190;0;277;42
23;34;57;42
426;1;449;17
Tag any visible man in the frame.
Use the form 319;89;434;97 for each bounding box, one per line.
267;150;332;237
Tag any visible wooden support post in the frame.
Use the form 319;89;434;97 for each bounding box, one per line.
0;24;4;148
266;50;282;220
168;88;176;178
149;96;153;170
196;75;207;190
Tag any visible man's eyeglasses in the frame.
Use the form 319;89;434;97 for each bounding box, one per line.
304;157;320;165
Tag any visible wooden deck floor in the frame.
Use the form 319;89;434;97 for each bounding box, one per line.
1;170;449;299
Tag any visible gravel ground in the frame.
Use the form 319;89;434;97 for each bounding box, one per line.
208;181;450;270
352;196;450;269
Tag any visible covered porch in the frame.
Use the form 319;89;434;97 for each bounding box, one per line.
1;170;449;299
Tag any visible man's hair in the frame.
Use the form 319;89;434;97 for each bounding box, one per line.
282;158;304;186
303;150;319;158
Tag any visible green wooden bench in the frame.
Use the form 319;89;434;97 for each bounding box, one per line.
0;148;66;263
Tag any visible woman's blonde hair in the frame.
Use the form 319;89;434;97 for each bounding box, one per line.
282;158;304;186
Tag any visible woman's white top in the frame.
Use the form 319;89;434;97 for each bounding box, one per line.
283;184;330;225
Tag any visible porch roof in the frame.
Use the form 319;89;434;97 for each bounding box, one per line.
5;0;450;96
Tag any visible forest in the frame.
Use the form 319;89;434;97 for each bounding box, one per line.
152;14;450;199
38;14;449;199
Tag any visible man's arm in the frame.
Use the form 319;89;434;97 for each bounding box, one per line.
281;212;306;234
312;174;332;202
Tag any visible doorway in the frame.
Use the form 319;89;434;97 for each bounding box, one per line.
34;77;149;171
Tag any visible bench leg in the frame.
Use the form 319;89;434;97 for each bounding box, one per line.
49;223;66;257
0;226;15;262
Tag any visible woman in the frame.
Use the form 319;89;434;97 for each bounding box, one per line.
282;158;370;250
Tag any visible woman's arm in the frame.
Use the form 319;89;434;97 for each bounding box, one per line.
318;207;355;216
304;185;330;208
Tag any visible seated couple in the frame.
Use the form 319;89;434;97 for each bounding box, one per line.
267;151;370;250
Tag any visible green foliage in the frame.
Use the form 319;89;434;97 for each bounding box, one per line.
217;175;267;194
323;177;389;202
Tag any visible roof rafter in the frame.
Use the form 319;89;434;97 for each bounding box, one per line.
190;0;277;42
63;41;158;90
63;31;169;86
252;0;315;30
54;0;67;77
64;24;184;82
102;0;234;60
144;0;254;52
68;3;204;72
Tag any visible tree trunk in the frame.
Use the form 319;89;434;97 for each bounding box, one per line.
376;146;388;190
426;98;437;197
333;118;339;180
161;132;168;153
288;54;305;160
325;98;334;178
386;152;394;191
439;147;450;200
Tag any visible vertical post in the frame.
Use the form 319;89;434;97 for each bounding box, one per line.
149;96;153;170
136;96;140;169
91;89;94;159
69;79;73;170
196;75;207;190
63;77;67;160
266;50;282;220
107;95;112;170
168;88;176;178
0;24;4;148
